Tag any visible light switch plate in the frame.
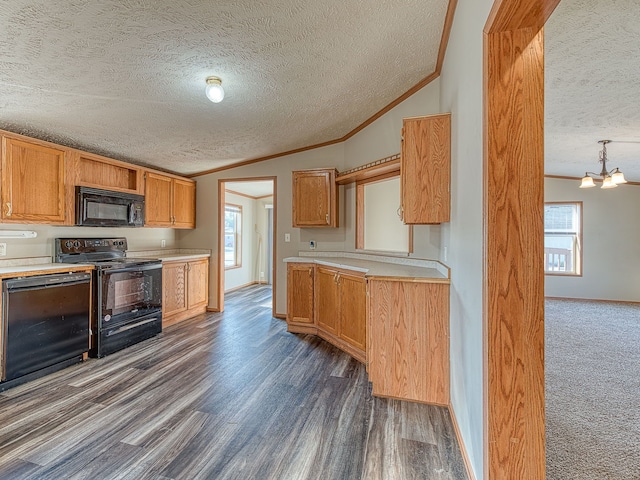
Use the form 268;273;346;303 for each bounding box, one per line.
284;233;291;242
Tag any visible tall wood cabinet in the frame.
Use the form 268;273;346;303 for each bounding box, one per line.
401;114;451;224
145;172;196;228
286;263;315;333
1;136;66;223
292;168;338;227
162;257;209;327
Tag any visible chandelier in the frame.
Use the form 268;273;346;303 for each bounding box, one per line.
579;140;627;189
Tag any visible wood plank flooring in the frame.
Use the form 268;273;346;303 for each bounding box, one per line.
0;285;467;479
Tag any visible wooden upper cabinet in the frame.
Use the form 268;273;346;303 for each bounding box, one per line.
1;136;66;223
401;114;451;224
145;172;173;227
292;169;338;227
75;153;143;194
172;178;196;229
145;171;196;229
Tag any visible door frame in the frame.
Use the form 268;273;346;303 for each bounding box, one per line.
483;0;560;478
217;176;277;316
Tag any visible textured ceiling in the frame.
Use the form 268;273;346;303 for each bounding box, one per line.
226;180;274;198
545;0;640;182
0;0;449;175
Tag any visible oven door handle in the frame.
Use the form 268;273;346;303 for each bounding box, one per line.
105;262;162;274
106;317;159;336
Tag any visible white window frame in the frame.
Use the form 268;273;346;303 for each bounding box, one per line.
544;202;582;276
224;204;242;269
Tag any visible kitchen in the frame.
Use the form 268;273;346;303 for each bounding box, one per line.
0;130;211;391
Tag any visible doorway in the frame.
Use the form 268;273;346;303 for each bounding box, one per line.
217;177;277;316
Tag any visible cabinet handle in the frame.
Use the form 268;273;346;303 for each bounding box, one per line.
397;206;404;221
308;268;312;277
325;213;329;224
5;202;11;217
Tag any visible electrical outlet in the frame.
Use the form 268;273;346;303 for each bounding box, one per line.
0;243;6;256
444;246;448;261
161;239;166;248
284;233;290;242
310;240;316;250
260;271;265;278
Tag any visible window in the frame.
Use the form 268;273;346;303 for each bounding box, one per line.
356;175;412;253
224;204;242;269
544;202;582;275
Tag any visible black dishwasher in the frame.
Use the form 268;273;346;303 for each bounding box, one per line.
2;272;91;388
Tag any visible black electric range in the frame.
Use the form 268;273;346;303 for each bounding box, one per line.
55;237;163;357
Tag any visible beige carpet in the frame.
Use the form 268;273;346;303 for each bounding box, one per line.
545;299;640;479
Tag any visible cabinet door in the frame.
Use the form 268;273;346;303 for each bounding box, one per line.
1;137;66;223
287;264;315;324
338;272;366;351
187;259;209;309
173;178;196;229
145;172;173;227
401;114;450;224
162;262;188;317
292;169;338;227
315;267;340;335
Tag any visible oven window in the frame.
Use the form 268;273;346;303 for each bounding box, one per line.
87;201;128;221
102;268;161;317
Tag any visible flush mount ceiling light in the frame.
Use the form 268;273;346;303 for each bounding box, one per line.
579;140;627;189
205;76;224;103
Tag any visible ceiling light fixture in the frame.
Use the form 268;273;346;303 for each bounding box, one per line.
579;140;627;189
205;76;224;103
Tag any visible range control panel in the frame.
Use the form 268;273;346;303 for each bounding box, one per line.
55;237;128;255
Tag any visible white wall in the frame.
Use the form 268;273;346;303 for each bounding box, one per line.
0;223;175;259
439;0;495;478
224;192;257;291
545;177;640;302
180;80;443;315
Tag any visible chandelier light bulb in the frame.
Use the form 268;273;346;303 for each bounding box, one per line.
205;76;224;103
601;175;617;189
579;175;595;188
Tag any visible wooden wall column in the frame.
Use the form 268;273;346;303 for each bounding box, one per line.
484;0;560;478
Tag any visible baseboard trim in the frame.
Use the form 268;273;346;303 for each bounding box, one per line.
224;281;259;293
448;403;477;480
545;296;640;305
206;307;220;313
274;313;286;319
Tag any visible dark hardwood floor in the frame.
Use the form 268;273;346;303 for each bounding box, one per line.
0;285;467;479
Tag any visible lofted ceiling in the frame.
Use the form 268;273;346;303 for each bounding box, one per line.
545;0;640;183
0;0;449;175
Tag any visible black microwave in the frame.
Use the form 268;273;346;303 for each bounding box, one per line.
76;187;145;227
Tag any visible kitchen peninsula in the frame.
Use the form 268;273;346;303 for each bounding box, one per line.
285;252;450;406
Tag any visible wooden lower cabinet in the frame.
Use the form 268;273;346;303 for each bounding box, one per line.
286;263;315;333
367;279;450;405
316;267;340;336
286;264;366;363
162;257;209;327
338;272;366;352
